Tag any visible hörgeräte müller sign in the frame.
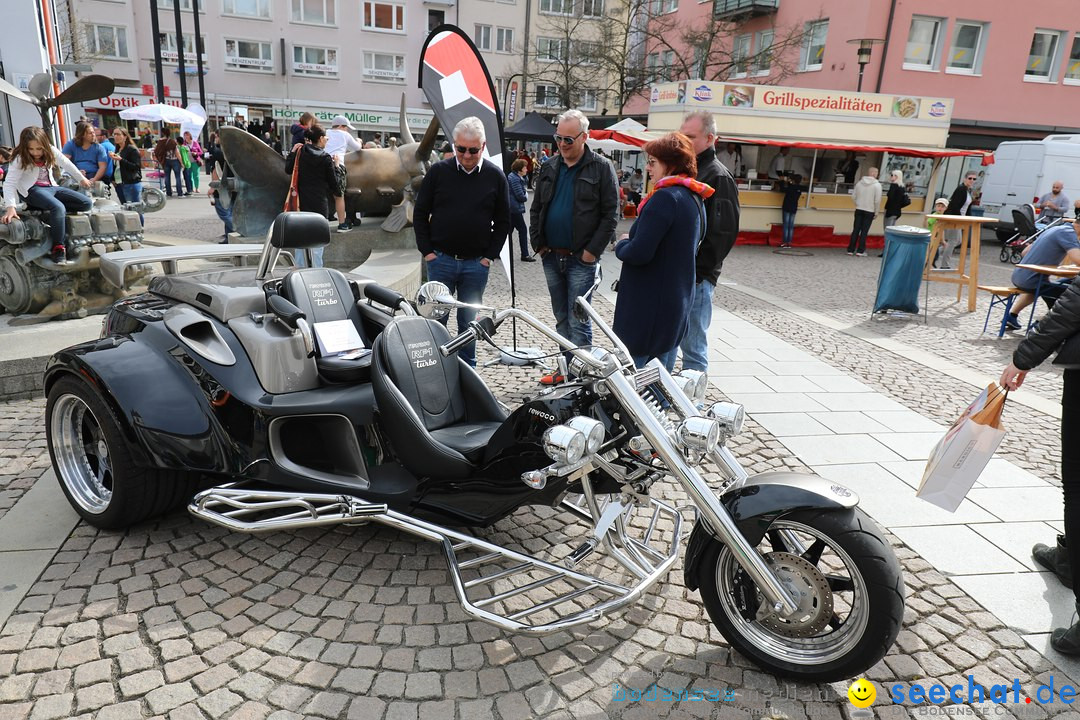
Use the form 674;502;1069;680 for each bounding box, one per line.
650;81;953;126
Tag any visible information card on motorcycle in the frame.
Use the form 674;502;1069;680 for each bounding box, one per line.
313;320;365;356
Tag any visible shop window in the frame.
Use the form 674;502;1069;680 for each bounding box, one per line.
751;30;773;76
1026;29;1064;81
88;25;128;60
535;84;562;108
947;21;987;74
800;19;827;71
224;38;273;72
1065;34;1080;84
475;24;492;51
731;34;751;78
293;45;338;77
224;0;271;18
363;1;405;32
539;0;572;15
904;15;943;70
292;0;335;25
537;37;566;63
363;51;405;82
496;28;514;53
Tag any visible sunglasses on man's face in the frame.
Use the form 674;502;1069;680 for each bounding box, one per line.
455;145;481;155
553;132;583;145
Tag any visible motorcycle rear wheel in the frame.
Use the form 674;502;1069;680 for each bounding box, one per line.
696;508;903;682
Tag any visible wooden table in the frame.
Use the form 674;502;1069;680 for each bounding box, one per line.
922;214;1000;312
1014;263;1080;331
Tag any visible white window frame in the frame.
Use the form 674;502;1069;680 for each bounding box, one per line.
800;19;827;72
731;33;750;78
1026;28;1065;82
224;37;274;73
87;24;129;60
650;0;676;14
291;0;336;26
946;20;988;75
646;52;659;84
579;89;598;111
475;24;492;51
535;83;562;108
363;51;406;83
751;29;773;76
223;0;271;19
363;1;405;34
158;0;197;10
292;45;338;77
903;15;943;70
159;32;206;63
496;27;514;54
581;0;603;18
539;0;572;15
1065;34;1080;85
537;37;566;63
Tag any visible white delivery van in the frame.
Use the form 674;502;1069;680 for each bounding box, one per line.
981;135;1080;241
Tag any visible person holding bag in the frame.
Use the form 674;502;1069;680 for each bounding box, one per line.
1000;275;1080;653
284;125;339;267
109;127;144;224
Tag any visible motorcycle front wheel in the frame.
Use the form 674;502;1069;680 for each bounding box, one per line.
696;508;903;682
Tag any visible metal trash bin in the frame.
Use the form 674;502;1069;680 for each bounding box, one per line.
873;225;931;315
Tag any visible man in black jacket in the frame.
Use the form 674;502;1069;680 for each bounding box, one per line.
531;109;619;383
414;116;510;367
678;111;741;373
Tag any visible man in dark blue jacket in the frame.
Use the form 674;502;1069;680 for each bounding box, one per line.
530;109;619;384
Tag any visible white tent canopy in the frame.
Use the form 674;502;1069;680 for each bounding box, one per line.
586;117;647;152
118;103;204;126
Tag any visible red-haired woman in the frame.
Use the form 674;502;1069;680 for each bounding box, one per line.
614;132;714;371
1;126;92;263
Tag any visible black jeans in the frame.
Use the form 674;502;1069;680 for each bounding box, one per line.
848;210;875;253
510;211;529;258
1063;370;1080;604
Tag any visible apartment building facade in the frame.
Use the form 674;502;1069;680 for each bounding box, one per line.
624;0;1080;148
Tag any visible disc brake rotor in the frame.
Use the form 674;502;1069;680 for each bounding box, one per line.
757;551;833;638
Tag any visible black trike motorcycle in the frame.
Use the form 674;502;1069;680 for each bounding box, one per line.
43;212;903;681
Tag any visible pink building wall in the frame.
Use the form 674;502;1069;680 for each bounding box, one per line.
626;0;1080;140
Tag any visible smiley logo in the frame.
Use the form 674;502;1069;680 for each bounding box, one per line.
847;678;876;708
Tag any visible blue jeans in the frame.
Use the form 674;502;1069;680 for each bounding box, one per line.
116;182;144;225
24;185;92;250
781;211;796;245
213;199;234;235
679;278;715;373
542;253;596;357
294;246;324;268
164;158;183;196
633;348;677;373
181;166;194;194
426;252;490;366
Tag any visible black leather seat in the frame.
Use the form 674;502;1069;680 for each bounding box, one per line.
372;316;507;479
270;212;372;384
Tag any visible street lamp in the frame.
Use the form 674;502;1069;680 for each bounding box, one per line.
846;38;885;93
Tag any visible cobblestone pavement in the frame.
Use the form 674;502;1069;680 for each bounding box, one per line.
2;246;1079;719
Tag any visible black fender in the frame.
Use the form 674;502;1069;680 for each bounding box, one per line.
44;329;238;474
682;471;858;591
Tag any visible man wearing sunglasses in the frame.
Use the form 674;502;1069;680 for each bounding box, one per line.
414;116;510;367
530;109;619;384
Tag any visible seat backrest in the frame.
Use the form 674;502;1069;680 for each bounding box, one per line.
270;211;330;249
278;267;368;351
1013;205;1037;236
374;316;466;431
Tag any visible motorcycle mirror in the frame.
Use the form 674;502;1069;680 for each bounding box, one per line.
416;281;453;320
572;262;603;325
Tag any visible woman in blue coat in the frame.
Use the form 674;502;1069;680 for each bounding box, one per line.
614;132;714;371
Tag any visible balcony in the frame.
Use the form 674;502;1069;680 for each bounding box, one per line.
714;0;778;21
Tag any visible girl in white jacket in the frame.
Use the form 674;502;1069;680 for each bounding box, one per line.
1;126;93;264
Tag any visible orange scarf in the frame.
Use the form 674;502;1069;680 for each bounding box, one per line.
637;174;715;214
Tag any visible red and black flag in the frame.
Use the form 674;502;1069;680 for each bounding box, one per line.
419;25;506;170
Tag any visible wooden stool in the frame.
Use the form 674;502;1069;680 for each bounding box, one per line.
977;285;1022;337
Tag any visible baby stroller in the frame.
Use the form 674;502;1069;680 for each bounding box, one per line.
999;203;1067;264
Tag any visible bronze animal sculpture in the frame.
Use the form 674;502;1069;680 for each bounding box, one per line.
220;96;440;237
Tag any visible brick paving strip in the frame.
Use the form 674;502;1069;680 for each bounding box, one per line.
0;248;1079;718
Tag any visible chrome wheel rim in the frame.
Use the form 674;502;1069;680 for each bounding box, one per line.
50;394;113;514
716;519;869;665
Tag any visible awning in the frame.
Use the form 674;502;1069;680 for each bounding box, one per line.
591;128;994;163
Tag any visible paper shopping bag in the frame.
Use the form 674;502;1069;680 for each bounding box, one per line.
917;384;1007;512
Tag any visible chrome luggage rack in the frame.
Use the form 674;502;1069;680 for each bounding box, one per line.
190;480;681;634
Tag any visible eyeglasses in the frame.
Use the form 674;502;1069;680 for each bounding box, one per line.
553;132;583;145
965;176;977;182
455;145;481;155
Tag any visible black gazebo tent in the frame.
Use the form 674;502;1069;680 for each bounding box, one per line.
504;111;555;140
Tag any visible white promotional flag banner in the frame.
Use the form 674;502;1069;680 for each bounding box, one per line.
182;102;207;139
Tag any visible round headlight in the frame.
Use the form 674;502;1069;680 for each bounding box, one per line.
542;425;587;465
678;369;708;403
707;401;745;436
677;416;721;452
566;416;605;455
